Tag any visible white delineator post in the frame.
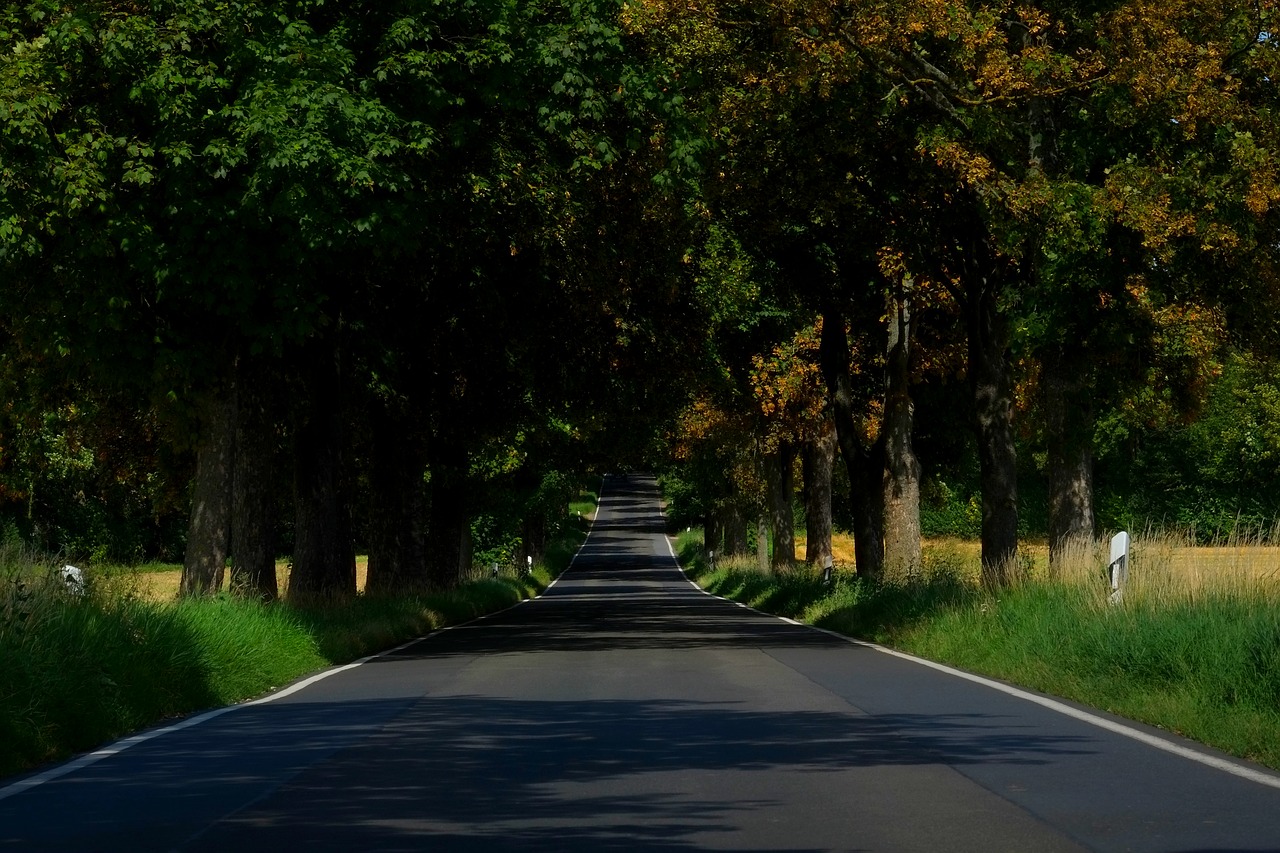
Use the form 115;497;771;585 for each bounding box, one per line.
1108;531;1130;604
61;565;85;596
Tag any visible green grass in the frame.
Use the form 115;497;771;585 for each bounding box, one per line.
0;526;581;780
673;528;1280;771
568;487;598;520
893;588;1280;768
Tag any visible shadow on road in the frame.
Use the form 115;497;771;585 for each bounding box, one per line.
0;473;1109;853
157;692;1092;851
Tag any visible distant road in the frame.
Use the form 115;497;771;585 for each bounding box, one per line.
4;474;1280;851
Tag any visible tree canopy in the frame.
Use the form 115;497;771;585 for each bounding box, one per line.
2;0;1278;591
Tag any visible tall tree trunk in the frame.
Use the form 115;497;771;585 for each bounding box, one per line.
756;514;770;573
365;403;428;595
882;288;922;579
704;509;722;557
426;455;467;588
721;501;749;557
819;309;884;580
290;345;355;600
1043;343;1095;572
966;272;1019;586
230;356;278;601
719;476;749;557
521;512;547;566
459;523;474;578
766;442;796;569
802;420;836;566
851;442;885;577
181;386;235;597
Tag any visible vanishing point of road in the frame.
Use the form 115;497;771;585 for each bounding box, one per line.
3;474;1280;851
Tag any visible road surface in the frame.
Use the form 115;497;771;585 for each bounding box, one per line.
3;474;1280;851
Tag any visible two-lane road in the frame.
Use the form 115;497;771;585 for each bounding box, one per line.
4;474;1280;851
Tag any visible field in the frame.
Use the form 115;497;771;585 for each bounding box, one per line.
124;560;372;601
798;533;1280;597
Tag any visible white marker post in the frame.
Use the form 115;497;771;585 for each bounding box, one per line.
823;555;834;586
525;555;533;575
61;565;85;596
1108;531;1129;605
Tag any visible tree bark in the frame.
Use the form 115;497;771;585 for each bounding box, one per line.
181;386;235;597
521;511;546;567
703;509;722;557
756;514;770;573
426;454;468;589
819;309;884;580
719;476;750;557
1043;343;1095;572
365;403;428;595
966;272;1020;586
850;441;885;578
762;440;793;568
459;522;474;578
766;442;796;569
802;420;836;566
721;501;749;557
230;356;278;601
290;345;355;600
882;289;922;579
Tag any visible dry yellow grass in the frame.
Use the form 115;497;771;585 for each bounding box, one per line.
126;530;1280;604
799;531;1280;601
794;533;858;566
1131;541;1280;603
797;533;1030;580
128;559;370;601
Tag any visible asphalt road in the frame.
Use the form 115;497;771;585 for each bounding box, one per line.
3;474;1280;852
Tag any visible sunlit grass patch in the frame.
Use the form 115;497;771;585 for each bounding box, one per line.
569;487;599;521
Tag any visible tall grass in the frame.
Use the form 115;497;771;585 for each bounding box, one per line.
0;521;582;780
673;527;1280;770
1;547;325;776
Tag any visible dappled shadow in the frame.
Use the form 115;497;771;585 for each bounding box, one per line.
121;696;1091;851
384;590;846;655
0;688;1097;851
373;472;849;655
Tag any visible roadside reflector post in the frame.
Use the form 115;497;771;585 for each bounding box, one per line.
491;562;498;578
1108;531;1129;605
526;555;533;575
823;555;834;587
61;565;85;596
709;550;715;570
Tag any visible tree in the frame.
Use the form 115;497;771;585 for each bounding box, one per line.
3;0;700;594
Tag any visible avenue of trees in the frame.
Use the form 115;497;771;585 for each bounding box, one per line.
2;0;1278;594
649;0;1280;584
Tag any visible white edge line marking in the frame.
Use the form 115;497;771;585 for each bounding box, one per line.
0;481;606;803
663;534;1280;791
850;637;1280;789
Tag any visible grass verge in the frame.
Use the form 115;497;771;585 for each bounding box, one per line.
0;520;584;780
675;529;1280;771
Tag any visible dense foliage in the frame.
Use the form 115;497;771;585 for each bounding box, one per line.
2;0;1279;586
